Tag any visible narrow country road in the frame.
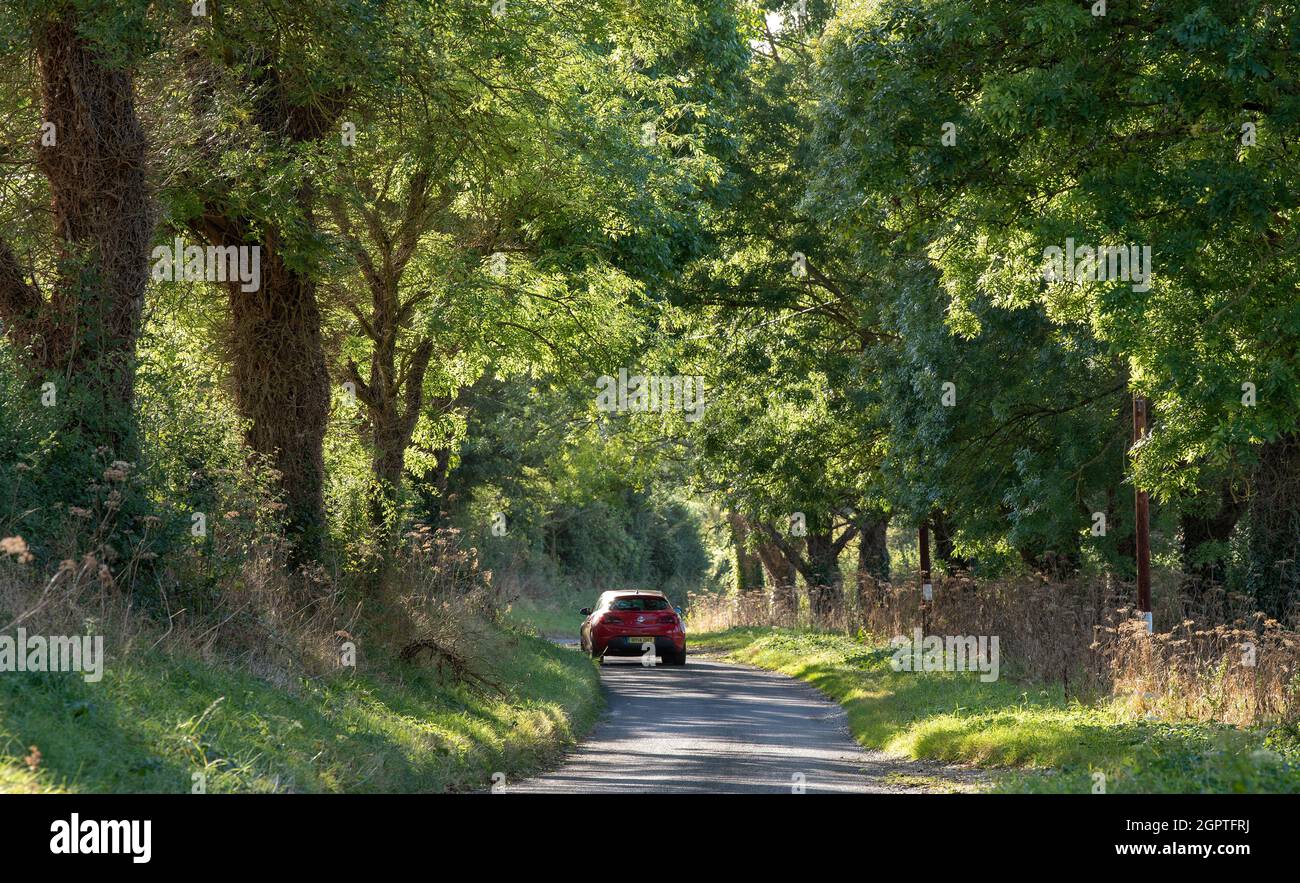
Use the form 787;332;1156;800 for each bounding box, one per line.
510;652;976;794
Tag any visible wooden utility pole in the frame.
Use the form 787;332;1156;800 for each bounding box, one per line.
1132;394;1153;633
918;522;932;633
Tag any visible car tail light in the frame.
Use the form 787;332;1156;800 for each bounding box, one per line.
658;615;677;623
603;615;623;624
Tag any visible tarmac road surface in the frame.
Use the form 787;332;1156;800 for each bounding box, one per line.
510;653;972;793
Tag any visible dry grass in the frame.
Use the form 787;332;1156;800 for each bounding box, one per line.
689;572;1300;727
0;452;355;684
1;504;510;693
368;523;514;691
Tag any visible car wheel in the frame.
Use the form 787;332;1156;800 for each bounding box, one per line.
666;647;686;666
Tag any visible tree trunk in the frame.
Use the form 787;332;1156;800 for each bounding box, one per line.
219;240;331;563
804;531;844;620
930;510;972;575
355;330;433;536
181;32;354;565
327;167;445;540
856;514;890;610
727;512;765;595
757;519;859;624
754;528;798;621
0;12;152;464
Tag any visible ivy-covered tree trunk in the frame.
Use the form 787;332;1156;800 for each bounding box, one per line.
189;204;332;563
754;528;797;621
182;22;356;565
727;512;765;596
222;239;331;562
0;11;152;465
804;531;846;620
856;514;890;610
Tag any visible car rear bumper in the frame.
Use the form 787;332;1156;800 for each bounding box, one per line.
595;634;685;656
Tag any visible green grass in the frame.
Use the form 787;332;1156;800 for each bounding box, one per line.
697;627;1300;793
0;626;601;793
506;592;588;638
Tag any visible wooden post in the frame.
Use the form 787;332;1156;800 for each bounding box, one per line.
919;523;932;633
1132;394;1153;633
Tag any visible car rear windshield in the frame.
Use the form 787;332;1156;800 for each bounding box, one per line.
609;597;670;611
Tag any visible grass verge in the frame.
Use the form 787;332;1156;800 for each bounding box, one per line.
506;592;587;639
0;626;600;793
696;627;1300;793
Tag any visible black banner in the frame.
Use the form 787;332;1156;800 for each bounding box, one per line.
1;793;1281;870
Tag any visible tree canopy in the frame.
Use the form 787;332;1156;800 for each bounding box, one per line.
1;0;1298;624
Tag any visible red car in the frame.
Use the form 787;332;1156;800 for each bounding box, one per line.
579;590;686;666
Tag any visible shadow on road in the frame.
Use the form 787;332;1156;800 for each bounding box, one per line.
510;656;979;793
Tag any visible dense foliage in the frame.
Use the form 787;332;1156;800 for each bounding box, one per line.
1;0;1297;625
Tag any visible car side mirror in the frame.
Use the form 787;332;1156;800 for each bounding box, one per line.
579;607;591;616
